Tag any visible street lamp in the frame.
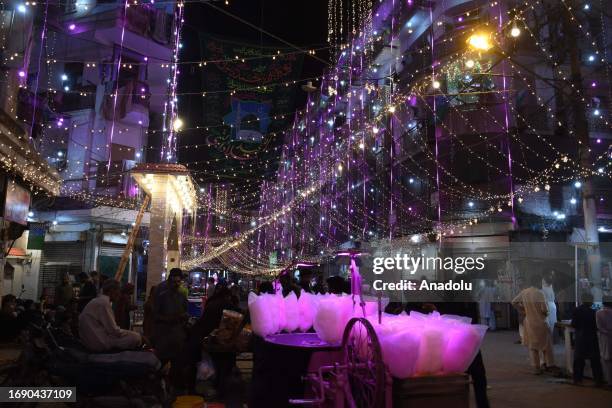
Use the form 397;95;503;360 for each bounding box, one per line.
510;25;521;38
467;33;492;51
172;117;184;132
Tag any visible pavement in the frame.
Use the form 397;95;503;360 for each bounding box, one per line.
479;330;611;408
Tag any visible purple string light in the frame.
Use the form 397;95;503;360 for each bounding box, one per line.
429;5;442;238
161;2;185;162
29;0;50;145
107;0;130;171
498;5;516;224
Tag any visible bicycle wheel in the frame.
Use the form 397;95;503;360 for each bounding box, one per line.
341;317;386;408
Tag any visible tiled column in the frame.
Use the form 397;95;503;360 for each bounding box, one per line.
146;174;180;296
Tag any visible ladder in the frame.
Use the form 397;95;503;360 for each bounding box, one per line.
115;194;150;281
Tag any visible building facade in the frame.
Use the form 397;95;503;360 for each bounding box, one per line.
2;1;177;300
250;0;611;308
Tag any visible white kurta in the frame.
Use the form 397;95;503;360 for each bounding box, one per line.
541;280;557;332
512;287;550;350
79;294;141;352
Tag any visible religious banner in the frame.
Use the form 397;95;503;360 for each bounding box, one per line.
197;34;304;180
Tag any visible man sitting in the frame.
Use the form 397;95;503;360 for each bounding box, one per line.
79;279;142;352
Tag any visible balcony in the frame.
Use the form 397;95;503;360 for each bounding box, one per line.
54;86;97;113
101;80;151;126
65;6;173;57
0;108;61;195
91;158;139;199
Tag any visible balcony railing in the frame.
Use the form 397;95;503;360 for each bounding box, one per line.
102;80;151;121
55;86;97;113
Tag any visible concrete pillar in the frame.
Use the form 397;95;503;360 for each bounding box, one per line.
145;173;183;295
131;165;194;296
83;225;101;273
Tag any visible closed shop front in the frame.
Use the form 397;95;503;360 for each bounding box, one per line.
99;243;129;284
39;241;84;300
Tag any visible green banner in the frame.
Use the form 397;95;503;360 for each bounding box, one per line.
98;255;129;285
27;223;46;250
197;34;304;180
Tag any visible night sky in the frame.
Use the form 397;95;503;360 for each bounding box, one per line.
177;0;330;180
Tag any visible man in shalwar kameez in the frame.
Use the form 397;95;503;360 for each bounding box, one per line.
512;274;555;374
596;296;612;385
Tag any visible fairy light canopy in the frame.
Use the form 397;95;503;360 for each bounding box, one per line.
131;163;197;214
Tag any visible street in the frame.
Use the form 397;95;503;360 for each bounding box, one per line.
480;331;610;408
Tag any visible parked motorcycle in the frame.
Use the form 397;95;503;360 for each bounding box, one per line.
0;311;171;407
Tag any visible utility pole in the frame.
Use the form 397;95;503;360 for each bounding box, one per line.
563;0;601;302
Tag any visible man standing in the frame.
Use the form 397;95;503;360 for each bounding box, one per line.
572;293;604;386
478;280;497;331
512;273;555;374
77;272;97;312
596;296;612;386
78;279;142;352
153;268;189;364
54;274;74;307
90;271;100;293
206;277;216;299
114;283;136;330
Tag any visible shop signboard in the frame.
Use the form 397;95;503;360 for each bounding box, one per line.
3;179;30;225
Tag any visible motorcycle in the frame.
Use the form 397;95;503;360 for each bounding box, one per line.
1;311;171;407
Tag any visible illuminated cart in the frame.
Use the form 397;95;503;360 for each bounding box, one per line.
254;250;472;408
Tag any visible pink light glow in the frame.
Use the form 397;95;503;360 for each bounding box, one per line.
68;23;76;31
18;71;26;78
251;294;488;378
295;262;316;268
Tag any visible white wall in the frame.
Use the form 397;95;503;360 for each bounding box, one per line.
3;231;42;300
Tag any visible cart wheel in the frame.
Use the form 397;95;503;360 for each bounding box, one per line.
341;317;386;408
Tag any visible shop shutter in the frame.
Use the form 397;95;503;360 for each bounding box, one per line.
99;243;129;284
39;242;84;299
100;243;126;258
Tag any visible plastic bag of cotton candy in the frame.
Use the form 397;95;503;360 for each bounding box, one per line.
248;292;280;337
248;290;304;336
283;292;300;332
313;294;354;343
359;311;487;378
347;314;422;378
441;317;487;373
409;311;487;376
297;290;317;332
